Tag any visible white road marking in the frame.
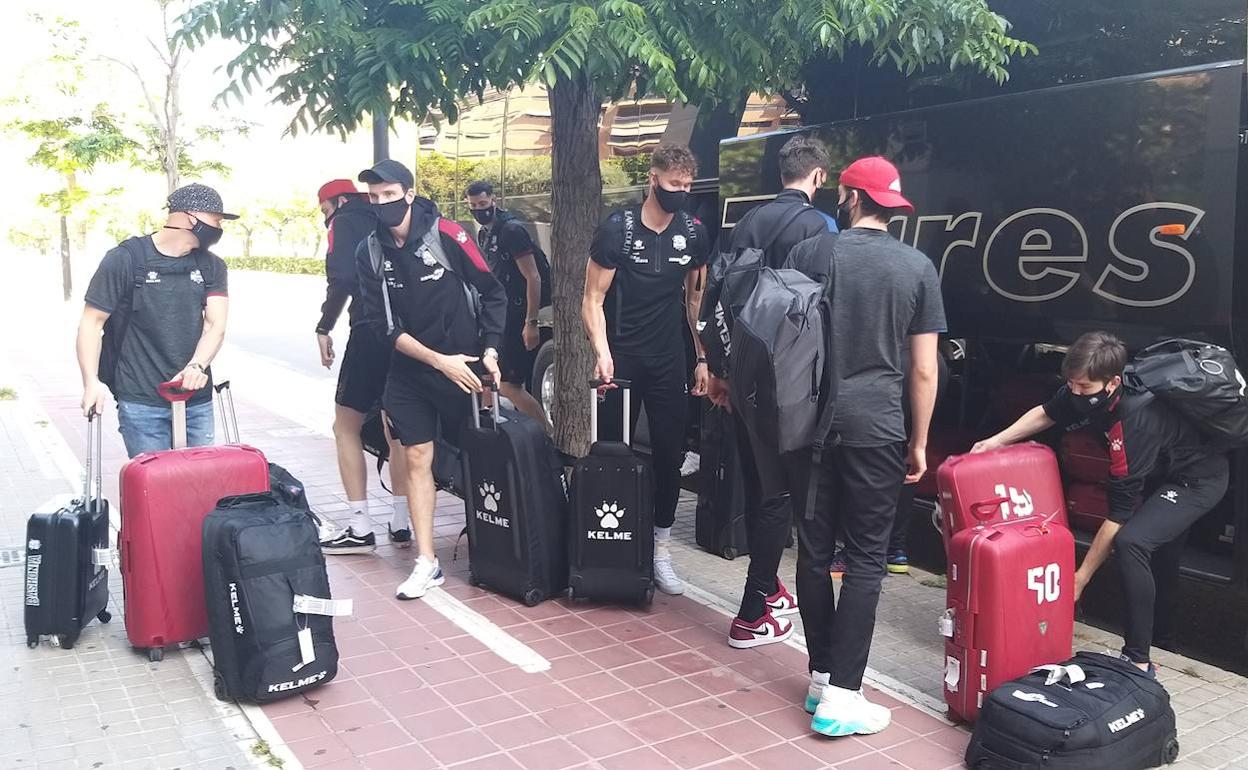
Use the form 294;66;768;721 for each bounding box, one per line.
422;587;551;673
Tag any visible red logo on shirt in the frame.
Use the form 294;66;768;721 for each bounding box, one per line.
1107;422;1128;477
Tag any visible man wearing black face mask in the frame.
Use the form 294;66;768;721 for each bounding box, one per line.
77;183;233;457
583;144;710;596
465;180;552;430
972;331;1228;675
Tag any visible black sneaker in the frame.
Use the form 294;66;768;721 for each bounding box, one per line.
388;523;412;549
320;528;376;555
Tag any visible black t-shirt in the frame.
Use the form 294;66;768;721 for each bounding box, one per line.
85;237;228;406
1043;386;1218;522
477;211;551;318
589;205;709;357
786;228;946;446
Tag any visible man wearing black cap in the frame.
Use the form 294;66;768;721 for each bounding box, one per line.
355;159;507;601
77;183;234;457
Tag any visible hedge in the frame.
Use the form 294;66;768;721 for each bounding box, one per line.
224;256;324;276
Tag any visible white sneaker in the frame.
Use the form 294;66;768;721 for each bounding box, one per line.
396;557;445;600
680;452;701;477
805;671;830;714
653;554;685;596
811;685;891;737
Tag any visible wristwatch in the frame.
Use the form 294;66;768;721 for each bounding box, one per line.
188;363;206;373
483;347;499;361
696;357;708;365
526;319;540;327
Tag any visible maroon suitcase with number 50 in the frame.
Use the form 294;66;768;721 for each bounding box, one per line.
939;448;1076;723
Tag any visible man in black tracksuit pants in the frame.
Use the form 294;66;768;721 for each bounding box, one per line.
701;135;838;649
583;145;709;596
355;160;508;602
974;331;1228;673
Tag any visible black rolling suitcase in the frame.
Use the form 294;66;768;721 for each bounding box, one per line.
966;652;1180;770
203;492;343;703
24;413;112;649
461;387;569;607
569;381;655;606
695;403;749;560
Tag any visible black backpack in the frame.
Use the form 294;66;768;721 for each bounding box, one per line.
1124;338;1248;448
967;652;1179;770
98;237;208;392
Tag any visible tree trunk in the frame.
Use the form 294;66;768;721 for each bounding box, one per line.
59;215;72;301
687;91;749;180
548;72;603;458
243;232;252;258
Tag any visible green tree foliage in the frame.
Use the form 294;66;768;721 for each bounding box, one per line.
183;0;1030;452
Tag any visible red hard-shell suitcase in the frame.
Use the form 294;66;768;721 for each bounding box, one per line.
943;510;1075;723
936;443;1069;544
1059;429;1110;483
119;381;268;661
1065;482;1109;533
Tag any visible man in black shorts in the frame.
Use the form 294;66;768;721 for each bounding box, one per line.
356;160;506;601
314;179;410;555
582;144;710;596
466;180;551;430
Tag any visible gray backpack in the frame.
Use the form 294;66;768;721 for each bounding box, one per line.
727;234;839;458
366;219;480;338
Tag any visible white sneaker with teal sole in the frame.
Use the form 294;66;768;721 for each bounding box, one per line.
396;557;445;600
805;671;830;714
811;685;891;737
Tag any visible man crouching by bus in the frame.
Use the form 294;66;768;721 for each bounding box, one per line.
972;332;1228;674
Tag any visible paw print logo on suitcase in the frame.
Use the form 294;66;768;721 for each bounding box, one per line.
595;502;624;530
479;483;502;512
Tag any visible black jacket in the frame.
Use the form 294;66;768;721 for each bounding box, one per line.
317;196;376;333
355;197;507;374
719;189;838;267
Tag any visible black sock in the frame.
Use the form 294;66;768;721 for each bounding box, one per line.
738;590;767;623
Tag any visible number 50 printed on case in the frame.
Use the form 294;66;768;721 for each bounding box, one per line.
1027;563;1061;605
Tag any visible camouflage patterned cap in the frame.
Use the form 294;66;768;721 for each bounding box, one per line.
166;183;239;220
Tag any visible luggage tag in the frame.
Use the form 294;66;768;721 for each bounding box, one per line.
1032;663;1086;687
944;656;960;692
293;594;353;617
295;627;315;671
938;609;954;638
91;548;112;567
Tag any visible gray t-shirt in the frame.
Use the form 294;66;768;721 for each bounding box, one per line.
85;236;228;406
787;228;946;446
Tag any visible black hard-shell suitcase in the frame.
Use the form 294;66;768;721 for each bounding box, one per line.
966;652;1180;770
695;402;749;560
24;413;112;649
569;381;655;606
461;387;569;607
203;493;341;703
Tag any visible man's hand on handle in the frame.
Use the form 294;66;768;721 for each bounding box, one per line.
174;363;209;391
594;354;615;389
82;381;107;418
706;374;731;410
317;334;335;369
435;354;484;394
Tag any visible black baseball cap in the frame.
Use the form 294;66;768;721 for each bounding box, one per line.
167;183;239;220
359;159;414;189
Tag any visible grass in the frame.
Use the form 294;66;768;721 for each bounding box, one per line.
919;575;947;589
0;387;16;401
224;256;324;276
251;740;284;769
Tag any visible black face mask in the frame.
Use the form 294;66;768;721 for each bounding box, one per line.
375;198;409;229
165;217;223;249
471;206;496;226
1069;387;1111;416
653;184;688;214
835;199;854;231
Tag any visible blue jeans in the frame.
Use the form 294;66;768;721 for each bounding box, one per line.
117;400;215;458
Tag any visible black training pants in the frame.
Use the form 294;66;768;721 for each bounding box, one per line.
735;413;793;621
599;351;688;529
793;442;907;689
1114;454;1228;664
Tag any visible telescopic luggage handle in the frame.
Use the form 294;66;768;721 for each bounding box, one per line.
213;381;242;444
158;379;193;450
471;378;501;430
589;379;632;445
83;410;103;509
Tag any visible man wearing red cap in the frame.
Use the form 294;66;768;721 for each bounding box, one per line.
784;156;946;737
314;179;411;555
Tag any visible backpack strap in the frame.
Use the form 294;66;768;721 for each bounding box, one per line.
120;237;147;312
367;233;400;339
421;219;480;320
804;233;841;520
758;204;809;260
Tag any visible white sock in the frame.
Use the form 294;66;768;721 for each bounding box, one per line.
654;527;672;560
812;671;831;687
654;526;672;542
349;500;371;536
391;497;410;530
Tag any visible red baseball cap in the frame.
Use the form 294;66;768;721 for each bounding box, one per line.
839;156;914;212
318;179;360;204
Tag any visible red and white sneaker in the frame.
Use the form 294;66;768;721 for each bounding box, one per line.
765;580;800;617
728;611;794;649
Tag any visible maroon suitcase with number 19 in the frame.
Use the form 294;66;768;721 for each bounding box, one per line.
120;381;268;661
937;445;1076;723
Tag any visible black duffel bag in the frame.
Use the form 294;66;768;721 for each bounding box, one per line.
1125;338;1248;448
966;652;1179;770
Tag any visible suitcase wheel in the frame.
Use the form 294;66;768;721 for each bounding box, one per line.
567;586;578;601
97;610;112;624
26;636;38;649
213;671;229;702
468;574;481;588
147;648;164;663
640;587;654;608
1163;737;1180;764
523;589;543;608
720;546;739;560
57;635;75;651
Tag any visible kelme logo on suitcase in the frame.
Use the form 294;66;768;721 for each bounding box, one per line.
228;582;244;634
476;482;510;528
589;502;632;541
